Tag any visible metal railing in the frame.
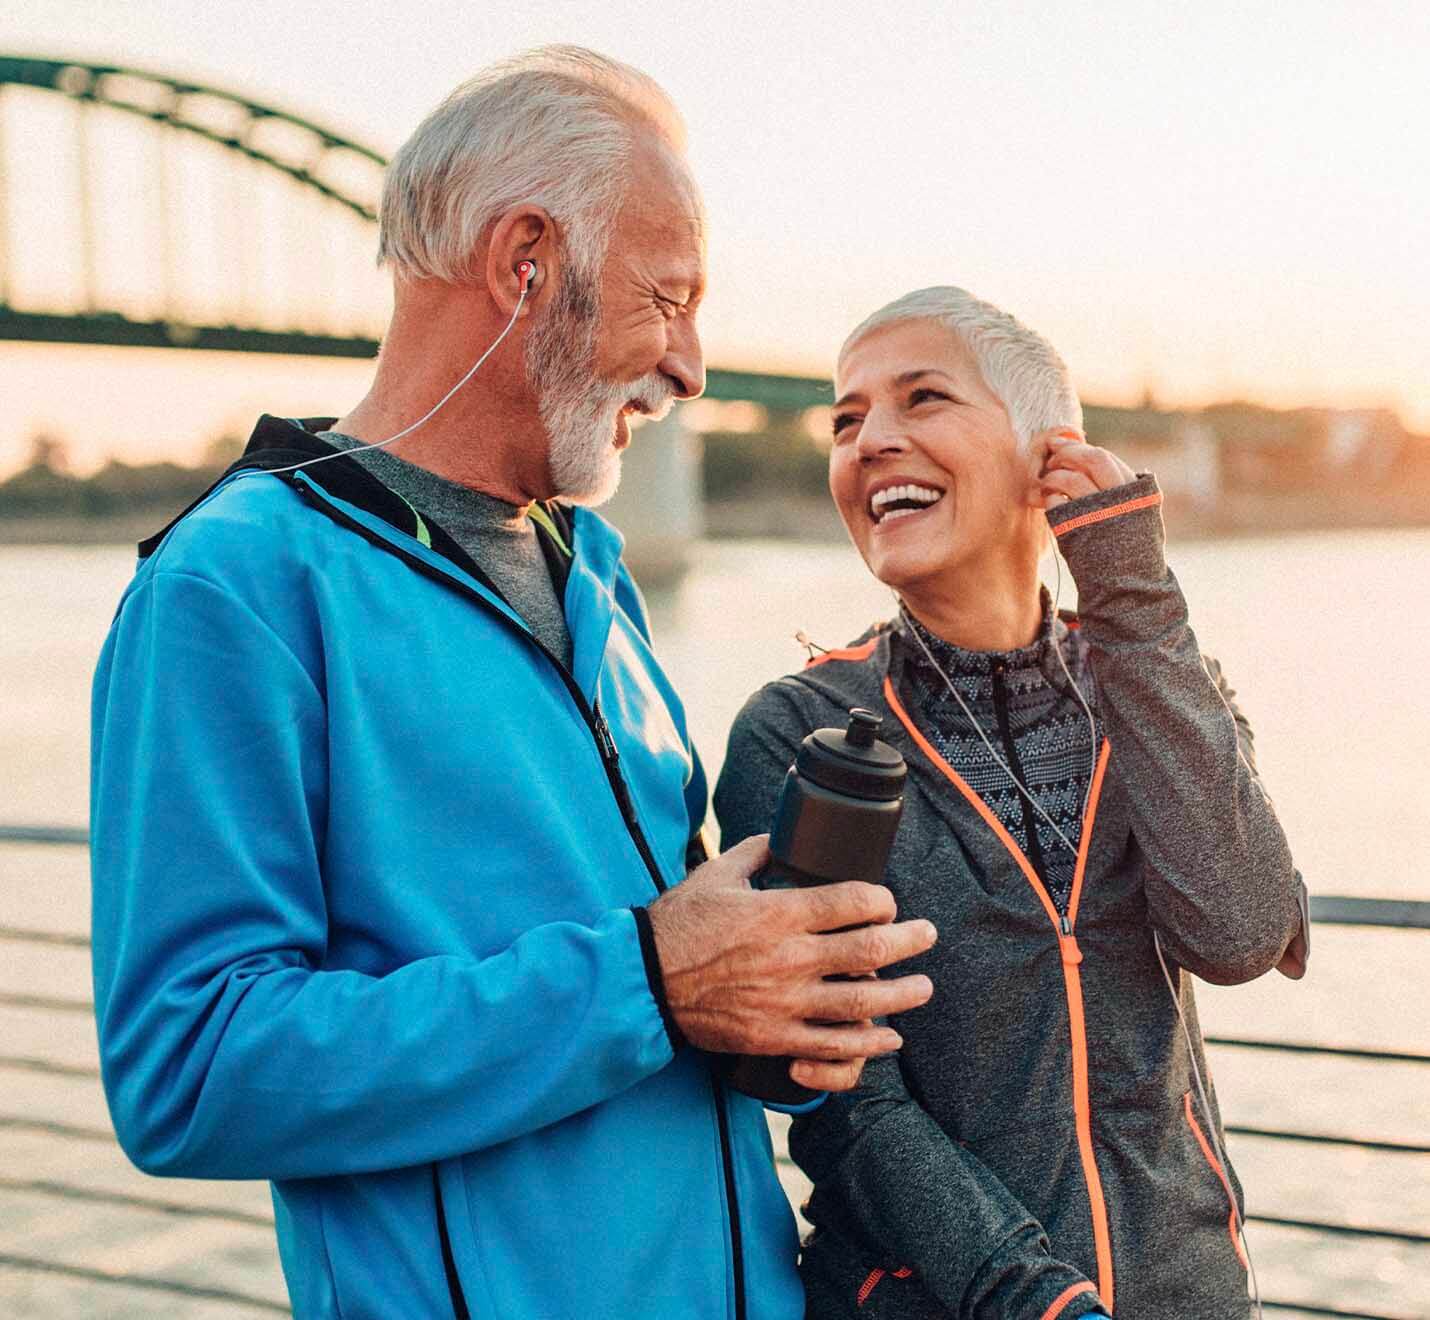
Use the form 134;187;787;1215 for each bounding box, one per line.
3;826;1426;1320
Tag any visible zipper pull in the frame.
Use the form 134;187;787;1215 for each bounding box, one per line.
593;706;619;764
1060;913;1072;936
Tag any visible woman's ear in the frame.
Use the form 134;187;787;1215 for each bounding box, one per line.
485;205;558;315
1024;430;1057;504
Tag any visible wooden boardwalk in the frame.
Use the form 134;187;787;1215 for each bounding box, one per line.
3;840;1423;1318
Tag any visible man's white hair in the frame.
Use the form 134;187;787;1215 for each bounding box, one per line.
378;45;687;284
841;287;1082;449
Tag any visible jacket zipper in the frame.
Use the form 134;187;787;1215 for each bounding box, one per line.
290;477;754;1315
882;676;1115;1311
292;476;667;893
711;1076;747;1320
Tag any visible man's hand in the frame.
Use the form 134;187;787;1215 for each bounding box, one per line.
1029;430;1136;509
646;835;937;1091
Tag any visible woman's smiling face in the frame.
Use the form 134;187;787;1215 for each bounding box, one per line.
829;317;1038;594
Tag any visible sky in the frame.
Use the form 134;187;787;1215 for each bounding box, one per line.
3;0;1429;471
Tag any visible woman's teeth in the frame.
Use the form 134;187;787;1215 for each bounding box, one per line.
869;483;945;524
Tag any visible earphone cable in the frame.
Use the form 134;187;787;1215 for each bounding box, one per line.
236;279;531;482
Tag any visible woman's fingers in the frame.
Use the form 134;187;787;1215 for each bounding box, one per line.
1043;439;1136;489
1038;468;1099;505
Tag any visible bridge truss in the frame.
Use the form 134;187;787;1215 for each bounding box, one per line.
0;55;828;408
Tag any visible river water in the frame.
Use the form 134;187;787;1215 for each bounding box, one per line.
1;531;1426;1315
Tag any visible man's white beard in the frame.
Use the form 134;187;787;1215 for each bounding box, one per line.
525;273;675;507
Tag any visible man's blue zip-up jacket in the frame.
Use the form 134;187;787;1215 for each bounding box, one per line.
89;417;804;1319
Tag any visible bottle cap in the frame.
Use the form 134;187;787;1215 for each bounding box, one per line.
796;708;906;801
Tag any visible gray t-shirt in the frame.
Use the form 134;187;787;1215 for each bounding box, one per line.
318;431;572;667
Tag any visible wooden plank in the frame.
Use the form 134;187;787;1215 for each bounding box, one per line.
0;1186;288;1310
0;942;92;1002
0;1130;273;1223
0;1005;98;1072
0;846;91;939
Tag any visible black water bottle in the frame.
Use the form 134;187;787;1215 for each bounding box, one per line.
722;707;907;1106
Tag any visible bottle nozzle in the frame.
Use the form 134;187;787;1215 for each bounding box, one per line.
846;707;881;748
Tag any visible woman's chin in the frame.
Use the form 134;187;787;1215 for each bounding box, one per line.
860;539;948;594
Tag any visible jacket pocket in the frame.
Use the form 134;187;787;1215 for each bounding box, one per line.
433;1167;470;1319
799;1228;948;1318
1182;1090;1248;1269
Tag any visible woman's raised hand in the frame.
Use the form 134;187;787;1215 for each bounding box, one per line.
1030;430;1136;508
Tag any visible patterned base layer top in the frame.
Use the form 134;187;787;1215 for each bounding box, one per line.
899;596;1102;914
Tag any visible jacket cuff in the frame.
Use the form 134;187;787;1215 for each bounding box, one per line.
631;905;687;1053
966;1228;1103;1320
1047;472;1167;590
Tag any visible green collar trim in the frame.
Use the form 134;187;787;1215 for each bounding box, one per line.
528;502;572;558
393;492;431;548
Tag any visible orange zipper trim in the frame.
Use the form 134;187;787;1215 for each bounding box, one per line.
1183;1092;1249;1269
883;677;1116;1311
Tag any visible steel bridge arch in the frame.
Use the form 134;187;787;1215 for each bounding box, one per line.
0;54;383;220
0;54;831;408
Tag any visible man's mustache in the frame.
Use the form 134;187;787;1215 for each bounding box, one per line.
619;373;678;422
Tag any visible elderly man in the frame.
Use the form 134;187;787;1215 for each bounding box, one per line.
89;47;936;1320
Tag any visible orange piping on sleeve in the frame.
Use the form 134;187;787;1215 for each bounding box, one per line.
805;637;879;669
1051;491;1163;538
1039;1281;1099;1320
1184;1092;1250;1269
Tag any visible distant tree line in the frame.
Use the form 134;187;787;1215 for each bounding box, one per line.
3;398;1427;528
0;434;242;520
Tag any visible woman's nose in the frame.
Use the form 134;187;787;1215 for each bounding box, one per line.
855;408;910;461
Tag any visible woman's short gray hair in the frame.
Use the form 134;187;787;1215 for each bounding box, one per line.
840;287;1082;448
378;46;686;285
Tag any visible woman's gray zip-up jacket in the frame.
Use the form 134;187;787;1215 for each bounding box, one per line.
714;476;1309;1320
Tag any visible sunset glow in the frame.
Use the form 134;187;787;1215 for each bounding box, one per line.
3;0;1428;470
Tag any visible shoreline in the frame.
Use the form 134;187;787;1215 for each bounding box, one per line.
4;492;1430;548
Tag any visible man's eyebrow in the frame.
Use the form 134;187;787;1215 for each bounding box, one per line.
833;368;957;410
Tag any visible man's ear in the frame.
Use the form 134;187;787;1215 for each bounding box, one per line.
485;205;559;315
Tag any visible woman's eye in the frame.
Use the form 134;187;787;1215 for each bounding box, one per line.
908;388;949;407
831;413;861;438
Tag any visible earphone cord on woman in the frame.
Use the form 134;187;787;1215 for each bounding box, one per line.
235;280;531;481
898;529;1094;859
899;525;1262;1317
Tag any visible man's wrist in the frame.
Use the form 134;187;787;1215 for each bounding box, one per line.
631;905;687;1052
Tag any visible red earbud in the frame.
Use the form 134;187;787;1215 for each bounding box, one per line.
516;259;537;291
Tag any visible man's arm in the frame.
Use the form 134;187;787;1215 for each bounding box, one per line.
1041;452;1307;985
92;570;934;1183
91;569;685;1181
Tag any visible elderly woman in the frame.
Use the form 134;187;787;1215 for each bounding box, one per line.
714;288;1308;1319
